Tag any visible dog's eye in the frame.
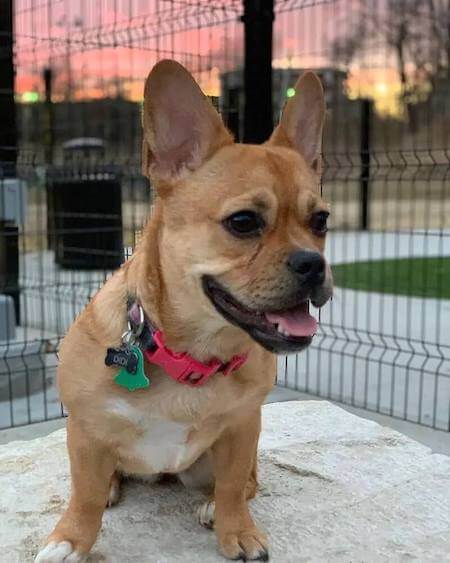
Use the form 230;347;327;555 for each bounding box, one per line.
310;211;329;236
223;210;265;238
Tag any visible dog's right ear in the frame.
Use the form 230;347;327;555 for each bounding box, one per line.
142;60;232;185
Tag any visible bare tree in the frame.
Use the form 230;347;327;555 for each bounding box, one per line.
333;0;450;124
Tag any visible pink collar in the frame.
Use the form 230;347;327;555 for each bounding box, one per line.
143;330;248;387
126;301;247;387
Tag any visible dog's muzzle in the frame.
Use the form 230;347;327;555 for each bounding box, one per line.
202;272;332;354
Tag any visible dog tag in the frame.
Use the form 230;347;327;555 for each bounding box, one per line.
105;345;135;371
113;345;150;392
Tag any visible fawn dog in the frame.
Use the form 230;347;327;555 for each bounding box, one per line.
35;60;332;562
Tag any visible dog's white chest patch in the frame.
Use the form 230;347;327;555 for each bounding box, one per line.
132;420;192;474
109;399;196;474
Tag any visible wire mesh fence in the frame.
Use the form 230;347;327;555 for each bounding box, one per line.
273;0;450;431
0;0;449;430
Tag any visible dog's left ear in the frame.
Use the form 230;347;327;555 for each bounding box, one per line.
142;60;232;184
268;71;325;173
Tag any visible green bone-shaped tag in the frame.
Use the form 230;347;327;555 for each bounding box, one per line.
114;345;150;391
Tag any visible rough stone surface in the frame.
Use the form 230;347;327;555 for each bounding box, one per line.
1;401;450;562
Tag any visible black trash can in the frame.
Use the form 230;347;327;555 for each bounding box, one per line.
47;138;124;270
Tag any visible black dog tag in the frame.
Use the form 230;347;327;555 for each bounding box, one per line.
105;345;138;375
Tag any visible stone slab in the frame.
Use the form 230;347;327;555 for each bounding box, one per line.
1;401;450;562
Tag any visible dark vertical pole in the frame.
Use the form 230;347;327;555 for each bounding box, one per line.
44;68;56;250
0;224;20;323
360;98;372;231
243;0;274;144
0;0;17;177
0;0;20;323
43;67;54;165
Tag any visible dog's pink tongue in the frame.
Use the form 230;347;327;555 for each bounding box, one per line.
265;306;318;337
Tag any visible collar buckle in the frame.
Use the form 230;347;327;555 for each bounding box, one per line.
143;331;223;387
177;358;222;386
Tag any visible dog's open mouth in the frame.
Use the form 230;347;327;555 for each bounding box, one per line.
202;276;317;353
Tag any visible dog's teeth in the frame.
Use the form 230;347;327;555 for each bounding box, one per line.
277;325;289;337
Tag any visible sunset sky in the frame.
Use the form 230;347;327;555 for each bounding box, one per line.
14;0;420;118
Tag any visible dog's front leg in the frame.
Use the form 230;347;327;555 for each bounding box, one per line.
35;416;116;562
211;408;268;561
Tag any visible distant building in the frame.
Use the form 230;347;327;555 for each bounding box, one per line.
17;97;142;162
220;67;349;140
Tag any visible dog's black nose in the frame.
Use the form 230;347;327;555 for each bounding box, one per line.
287;250;325;285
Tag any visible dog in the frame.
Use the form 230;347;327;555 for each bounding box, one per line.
35;60;332;562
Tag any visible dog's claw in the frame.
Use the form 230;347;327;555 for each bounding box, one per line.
219;529;268;561
197;500;215;529
106;474;121;508
237;550;269;562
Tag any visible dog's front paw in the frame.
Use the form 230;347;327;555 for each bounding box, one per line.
34;541;86;563
218;528;269;561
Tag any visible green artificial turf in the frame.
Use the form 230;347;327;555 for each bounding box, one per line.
332;257;450;299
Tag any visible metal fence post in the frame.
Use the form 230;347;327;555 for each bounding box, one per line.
0;0;17;176
360;98;372;231
43;67;54;165
0;0;20;324
242;0;274;144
